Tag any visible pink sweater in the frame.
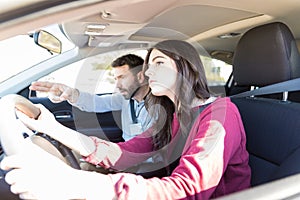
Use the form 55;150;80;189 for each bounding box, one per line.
85;97;251;199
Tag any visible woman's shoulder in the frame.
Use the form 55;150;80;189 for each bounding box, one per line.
206;96;235;108
202;97;240;116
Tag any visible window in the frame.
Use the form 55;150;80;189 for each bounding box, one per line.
36;49;147;96
0;24;75;84
201;56;232;86
36;49;231;97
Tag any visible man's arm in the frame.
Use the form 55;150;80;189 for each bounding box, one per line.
71;91;124;113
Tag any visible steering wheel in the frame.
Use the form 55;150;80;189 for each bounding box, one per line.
0;94;80;169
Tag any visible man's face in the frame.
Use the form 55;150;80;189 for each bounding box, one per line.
113;65;140;99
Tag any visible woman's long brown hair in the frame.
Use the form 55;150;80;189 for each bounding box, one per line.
144;40;211;151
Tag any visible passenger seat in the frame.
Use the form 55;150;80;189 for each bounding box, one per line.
228;22;300;101
230;22;300;186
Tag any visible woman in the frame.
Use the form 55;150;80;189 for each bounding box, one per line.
1;40;251;199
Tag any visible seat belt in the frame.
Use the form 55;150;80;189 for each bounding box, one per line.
230;77;300;98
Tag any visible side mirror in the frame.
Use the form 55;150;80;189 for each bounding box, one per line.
32;30;62;54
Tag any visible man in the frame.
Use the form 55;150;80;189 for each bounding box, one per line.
30;54;152;141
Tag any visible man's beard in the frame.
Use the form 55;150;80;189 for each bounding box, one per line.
120;89;130;99
121;85;140;100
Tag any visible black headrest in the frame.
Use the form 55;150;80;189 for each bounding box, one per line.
233;22;300;87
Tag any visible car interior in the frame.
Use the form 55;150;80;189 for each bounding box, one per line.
1;0;300;199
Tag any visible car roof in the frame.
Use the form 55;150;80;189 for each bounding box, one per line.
1;0;300;64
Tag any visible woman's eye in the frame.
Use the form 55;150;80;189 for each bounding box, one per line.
156;61;164;66
147;61;164;69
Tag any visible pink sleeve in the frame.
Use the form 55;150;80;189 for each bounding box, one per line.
105;98;251;199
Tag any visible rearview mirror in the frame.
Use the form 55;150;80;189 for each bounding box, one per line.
33;30;62;54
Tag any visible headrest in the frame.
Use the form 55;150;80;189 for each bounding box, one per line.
233;22;300;87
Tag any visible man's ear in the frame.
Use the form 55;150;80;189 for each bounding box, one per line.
137;71;145;84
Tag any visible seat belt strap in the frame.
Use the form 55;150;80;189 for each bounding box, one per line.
231;77;300;98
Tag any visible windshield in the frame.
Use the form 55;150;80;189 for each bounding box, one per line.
0;24;75;83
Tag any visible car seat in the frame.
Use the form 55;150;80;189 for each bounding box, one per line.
230;22;300;186
228;21;300;101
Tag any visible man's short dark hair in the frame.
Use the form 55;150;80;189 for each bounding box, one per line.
111;54;144;70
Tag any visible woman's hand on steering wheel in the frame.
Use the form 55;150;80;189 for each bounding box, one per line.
16;103;61;138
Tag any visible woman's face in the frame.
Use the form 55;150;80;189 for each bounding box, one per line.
145;48;178;102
